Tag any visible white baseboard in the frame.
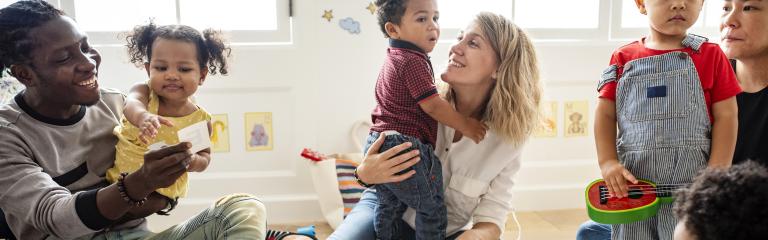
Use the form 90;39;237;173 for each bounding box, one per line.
512;159;601;211
512;184;589;211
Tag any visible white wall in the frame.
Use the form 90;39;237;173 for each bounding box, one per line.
88;0;720;229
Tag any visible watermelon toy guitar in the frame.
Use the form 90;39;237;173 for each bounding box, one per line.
585;179;688;224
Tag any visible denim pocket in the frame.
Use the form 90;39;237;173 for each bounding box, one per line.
617;69;693;122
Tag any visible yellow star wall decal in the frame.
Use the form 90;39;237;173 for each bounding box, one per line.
322;10;334;22
366;2;377;15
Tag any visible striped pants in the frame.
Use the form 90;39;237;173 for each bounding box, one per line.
610;203;675;240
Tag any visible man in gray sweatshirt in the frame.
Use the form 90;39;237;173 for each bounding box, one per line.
0;1;266;239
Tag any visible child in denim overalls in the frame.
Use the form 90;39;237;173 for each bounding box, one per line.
594;0;741;239
361;0;487;239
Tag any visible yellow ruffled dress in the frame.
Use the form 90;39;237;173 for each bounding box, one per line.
106;90;211;200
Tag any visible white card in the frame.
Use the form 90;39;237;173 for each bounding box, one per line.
148;141;168;151
177;121;211;153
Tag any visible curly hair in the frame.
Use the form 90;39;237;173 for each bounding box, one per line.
0;0;64;76
124;22;231;75
674;161;768;240
374;0;408;38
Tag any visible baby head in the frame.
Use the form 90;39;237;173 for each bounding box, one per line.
125;22;230;101
634;0;705;37
375;0;440;53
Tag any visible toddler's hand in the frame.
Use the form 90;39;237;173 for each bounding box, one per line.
138;113;174;144
600;161;638;199
461;118;487;144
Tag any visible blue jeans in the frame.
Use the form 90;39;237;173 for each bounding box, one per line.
576;220;611;240
329;190;463;240
362;132;446;240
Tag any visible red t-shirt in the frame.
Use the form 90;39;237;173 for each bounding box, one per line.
371;40;439;145
598;39;742;122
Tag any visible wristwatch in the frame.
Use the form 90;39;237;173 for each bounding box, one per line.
354;167;375;188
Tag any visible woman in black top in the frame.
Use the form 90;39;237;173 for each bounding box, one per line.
733;61;768;166
724;0;768;167
576;1;768;239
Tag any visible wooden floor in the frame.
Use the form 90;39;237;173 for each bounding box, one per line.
269;208;590;240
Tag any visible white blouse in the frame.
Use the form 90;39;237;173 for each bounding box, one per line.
403;123;523;236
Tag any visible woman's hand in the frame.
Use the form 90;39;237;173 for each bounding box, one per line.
356;133;421;185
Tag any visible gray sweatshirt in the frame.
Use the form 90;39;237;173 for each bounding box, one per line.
0;89;136;239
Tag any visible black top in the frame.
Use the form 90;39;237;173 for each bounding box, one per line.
733;61;768;166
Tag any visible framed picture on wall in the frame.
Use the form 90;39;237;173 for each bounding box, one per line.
244;112;273;151
534;101;558;138
564;101;589;137
211;114;230;153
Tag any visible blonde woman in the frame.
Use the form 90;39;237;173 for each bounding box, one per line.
329;12;541;240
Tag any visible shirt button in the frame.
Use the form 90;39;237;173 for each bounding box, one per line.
678;52;688;59
445;148;449;152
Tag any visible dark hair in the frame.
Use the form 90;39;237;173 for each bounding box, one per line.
374;0;408;38
674;161;768;240
0;0;64;75
125;22;231;75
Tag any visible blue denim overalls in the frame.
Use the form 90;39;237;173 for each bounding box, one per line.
597;34;711;240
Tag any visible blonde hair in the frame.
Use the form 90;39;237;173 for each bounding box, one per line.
447;12;542;146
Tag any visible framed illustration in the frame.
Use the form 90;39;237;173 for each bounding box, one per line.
564;101;589;137
210;114;230;153
244;112;274;151
534;101;558;138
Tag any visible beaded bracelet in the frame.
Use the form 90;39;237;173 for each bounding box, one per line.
117;172;146;207
354;167;375;188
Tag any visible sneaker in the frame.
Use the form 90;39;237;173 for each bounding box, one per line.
265;229;318;240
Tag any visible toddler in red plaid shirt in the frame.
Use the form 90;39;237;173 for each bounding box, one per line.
361;0;487;239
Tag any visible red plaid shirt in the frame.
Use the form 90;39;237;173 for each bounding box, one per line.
371;39;439;146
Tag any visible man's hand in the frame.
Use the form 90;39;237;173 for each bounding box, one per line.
124;142;192;200
111;193;168;225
